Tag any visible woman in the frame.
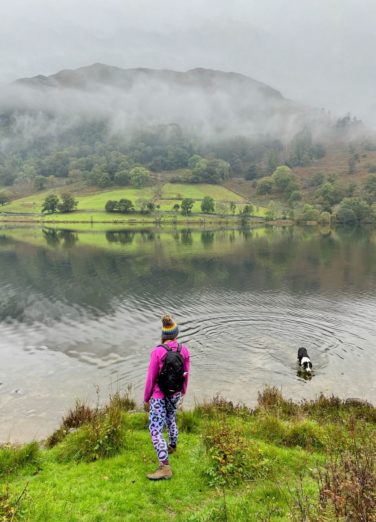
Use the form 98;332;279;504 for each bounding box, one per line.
144;314;190;480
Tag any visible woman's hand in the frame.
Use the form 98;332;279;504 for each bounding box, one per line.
143;401;150;412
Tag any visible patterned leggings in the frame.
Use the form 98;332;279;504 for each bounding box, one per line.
149;393;181;463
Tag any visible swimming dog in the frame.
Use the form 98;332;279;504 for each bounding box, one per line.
297;347;313;373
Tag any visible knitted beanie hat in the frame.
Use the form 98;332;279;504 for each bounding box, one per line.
161;313;179;340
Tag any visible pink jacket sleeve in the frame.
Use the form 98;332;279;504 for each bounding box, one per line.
182;348;190;395
144;350;159;402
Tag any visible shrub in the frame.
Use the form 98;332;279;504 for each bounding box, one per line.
107;389;136;412
55;399;126;462
257;386;298;417
301;204;320;222
284;420;325;450
251;415;288;445
177;411;200;433
317;434;376;521
203;420;269;486
0;191;11;205
0;442;40;477
194;395;251;418
46;400;96;448
336;197;374;224
47;389;134;449
256;176;273;195
289;190;302;202
301;394;376;424
319;211;331;224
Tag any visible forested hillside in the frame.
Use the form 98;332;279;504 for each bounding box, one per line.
1;64;376;223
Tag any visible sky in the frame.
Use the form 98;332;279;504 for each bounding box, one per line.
1;0;375;125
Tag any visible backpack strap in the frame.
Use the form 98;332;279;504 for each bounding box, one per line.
159;343;182;352
159;344;172;352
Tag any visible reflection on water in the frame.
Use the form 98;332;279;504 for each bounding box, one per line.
0;225;376;441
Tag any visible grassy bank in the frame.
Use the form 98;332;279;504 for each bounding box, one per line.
1;388;375;521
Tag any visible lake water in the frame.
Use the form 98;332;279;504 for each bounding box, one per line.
1;225;375;441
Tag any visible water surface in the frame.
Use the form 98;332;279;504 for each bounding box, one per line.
0;225;375;441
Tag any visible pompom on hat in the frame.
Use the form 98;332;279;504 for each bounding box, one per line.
161;313;179;340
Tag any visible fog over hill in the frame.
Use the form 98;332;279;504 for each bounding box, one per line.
0;63;318;147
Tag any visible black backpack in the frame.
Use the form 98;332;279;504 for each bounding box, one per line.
157;344;185;396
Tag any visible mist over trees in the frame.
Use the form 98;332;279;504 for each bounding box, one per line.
0;64;367;192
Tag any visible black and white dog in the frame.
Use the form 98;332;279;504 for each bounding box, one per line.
297;347;313;373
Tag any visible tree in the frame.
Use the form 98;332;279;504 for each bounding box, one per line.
105;200;118;213
130;166;150;188
172;203;180;212
309;172;325;187
336;198;373;224
245;164;258;180
138;199;155;214
272;166;299;196
114;170;130;186
118;199;134;213
191;158;230;184
315;182;343;211
181;198;194;215
289;190;302;203
336;207;357;224
34;176;47;191
319;211;331;225
188;155;202;169
201;196;215;213
300;204;320;222
0;191;11;206
229;202;236;215
97;173;112;188
57;193;77;213
256;177;273;195
363;174;376;203
348;156;356;175
216;202;229;217
241;204;253;216
42;194;59;213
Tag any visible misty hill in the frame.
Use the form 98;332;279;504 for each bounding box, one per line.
2;63;307;143
1;62;370;196
16;63;284;101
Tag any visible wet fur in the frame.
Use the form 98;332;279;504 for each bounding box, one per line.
297;347;313;372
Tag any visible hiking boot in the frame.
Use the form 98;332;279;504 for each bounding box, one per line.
147;464;172;480
168;445;176;454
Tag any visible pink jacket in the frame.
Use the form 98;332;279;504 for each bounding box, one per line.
144;340;190;402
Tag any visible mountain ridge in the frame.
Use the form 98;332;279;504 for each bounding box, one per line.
15;63;284;101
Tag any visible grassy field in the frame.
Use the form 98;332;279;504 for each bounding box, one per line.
3;184;244;214
160;183;245;201
2;387;375;521
1;183;269;223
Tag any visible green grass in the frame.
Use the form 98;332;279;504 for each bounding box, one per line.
1;184;272;226
156;199;202;212
3;388;375;521
75;188;154;211
5;417;316;522
161;183;245;201
3;188;154;213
